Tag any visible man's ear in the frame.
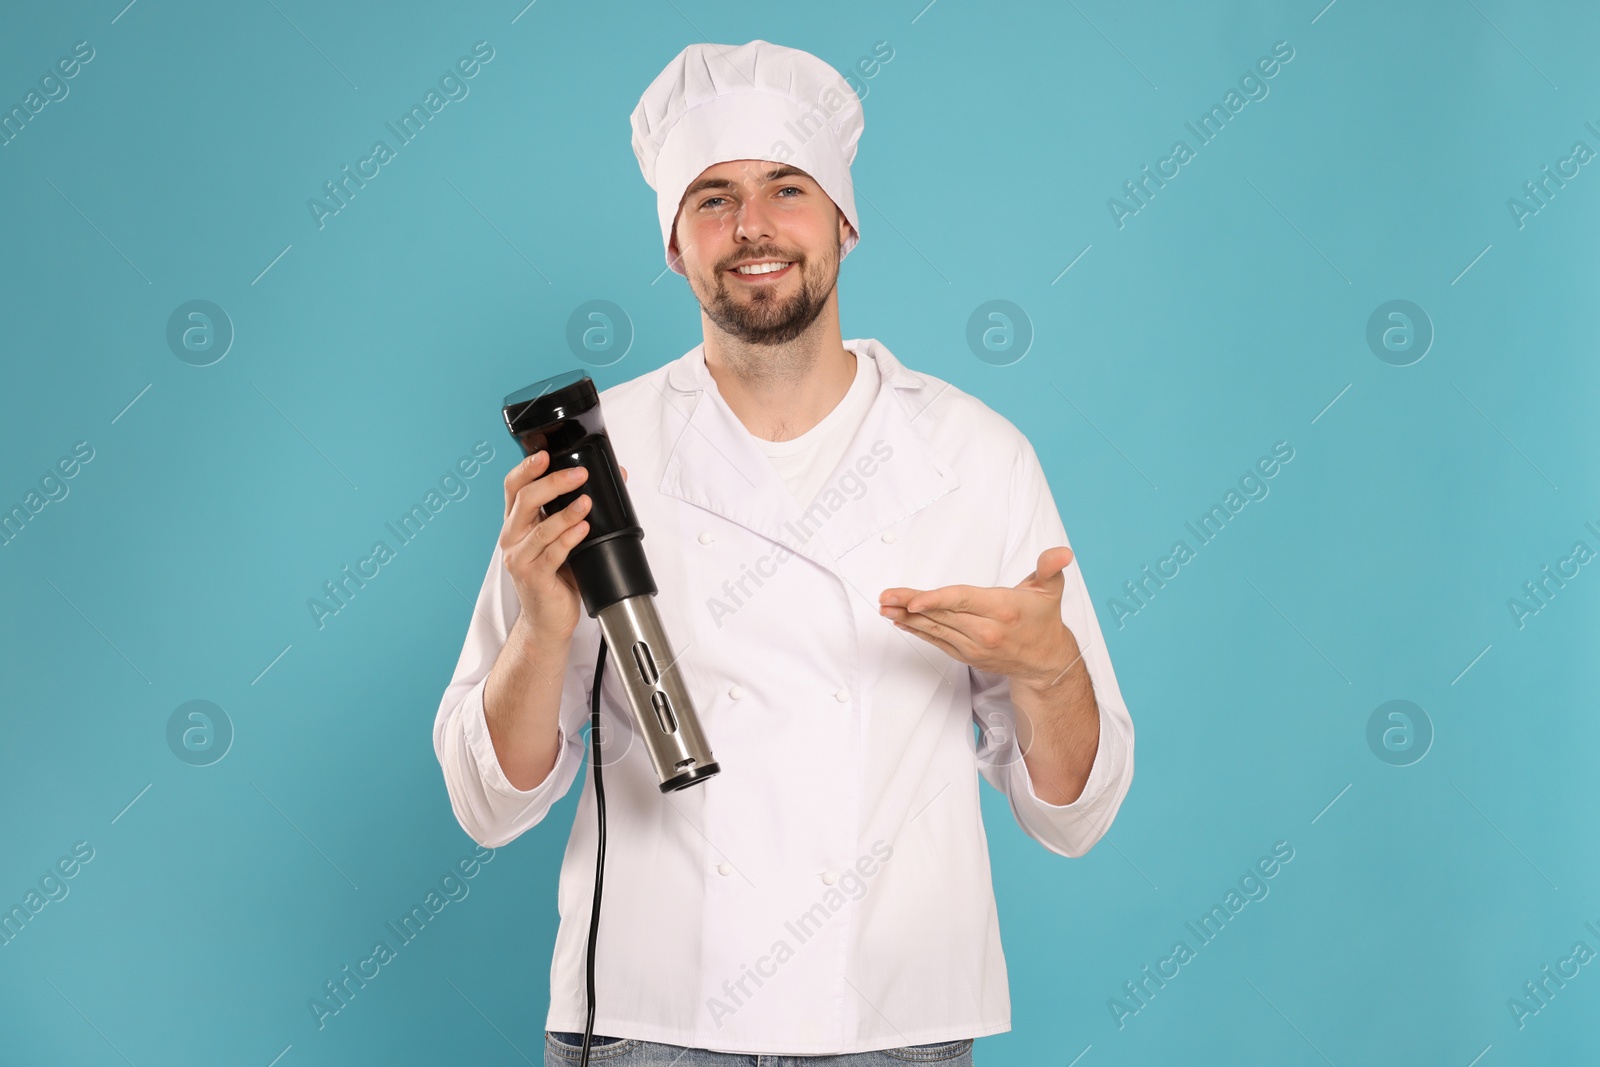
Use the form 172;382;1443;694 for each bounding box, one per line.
667;221;688;272
670;205;699;270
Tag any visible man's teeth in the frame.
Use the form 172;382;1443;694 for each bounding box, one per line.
734;262;791;275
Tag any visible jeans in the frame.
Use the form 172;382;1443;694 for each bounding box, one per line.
544;1031;975;1066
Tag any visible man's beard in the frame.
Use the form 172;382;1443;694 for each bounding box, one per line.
694;240;839;346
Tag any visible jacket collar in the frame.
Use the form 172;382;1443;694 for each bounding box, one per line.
658;338;960;577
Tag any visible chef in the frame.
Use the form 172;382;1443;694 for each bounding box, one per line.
433;38;1135;1066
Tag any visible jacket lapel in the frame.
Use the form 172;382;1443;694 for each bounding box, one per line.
658;339;960;580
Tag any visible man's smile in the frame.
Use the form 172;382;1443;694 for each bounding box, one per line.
727;260;795;282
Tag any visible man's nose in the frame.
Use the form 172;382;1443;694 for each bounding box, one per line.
733;195;776;243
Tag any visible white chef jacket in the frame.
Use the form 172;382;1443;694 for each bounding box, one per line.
432;337;1135;1055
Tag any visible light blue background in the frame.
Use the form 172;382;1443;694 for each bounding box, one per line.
2;1;1596;1064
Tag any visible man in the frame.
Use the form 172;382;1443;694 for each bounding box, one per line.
433;39;1134;1065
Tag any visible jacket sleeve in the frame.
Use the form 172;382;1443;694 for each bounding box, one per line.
970;433;1135;859
432;539;600;848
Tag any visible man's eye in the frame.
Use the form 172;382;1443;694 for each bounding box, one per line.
701;186;802;210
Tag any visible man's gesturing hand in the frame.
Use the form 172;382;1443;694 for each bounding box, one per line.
878;547;1081;689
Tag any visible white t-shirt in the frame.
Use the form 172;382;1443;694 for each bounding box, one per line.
744;349;881;510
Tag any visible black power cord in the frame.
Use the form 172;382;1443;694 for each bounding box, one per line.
579;636;609;1067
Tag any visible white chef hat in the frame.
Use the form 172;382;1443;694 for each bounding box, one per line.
630;39;864;277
